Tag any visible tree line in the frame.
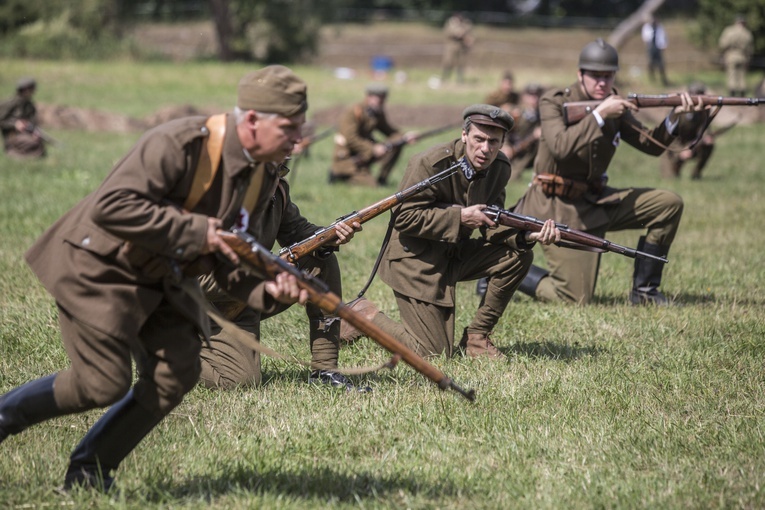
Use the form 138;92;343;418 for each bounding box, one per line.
0;0;762;64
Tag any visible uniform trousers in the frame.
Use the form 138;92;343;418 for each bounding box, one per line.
535;187;683;304
375;239;532;357
54;298;201;419
199;253;342;389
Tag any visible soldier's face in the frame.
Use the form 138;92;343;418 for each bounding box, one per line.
578;70;616;100
462;123;504;171
248;112;305;162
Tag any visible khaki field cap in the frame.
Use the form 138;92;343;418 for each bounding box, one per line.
16;77;36;92
237;65;308;117
463;104;514;132
365;83;389;97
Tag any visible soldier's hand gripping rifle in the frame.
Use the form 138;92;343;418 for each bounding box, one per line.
279;157;471;263
218;228;477;402
562;94;764;126
483;206;668;263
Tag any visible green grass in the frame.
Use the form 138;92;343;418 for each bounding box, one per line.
1;56;765;509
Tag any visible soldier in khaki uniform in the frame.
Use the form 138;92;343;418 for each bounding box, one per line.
659;82;715;180
718;15;754;97
0;66;310;491
0;78;46;159
330;84;414;187
341;105;560;359
506;83;544;181
515;39;704;305
484;71;520;111
441;12;474;84
198;163;368;391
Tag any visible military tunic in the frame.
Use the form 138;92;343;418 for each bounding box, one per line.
199;168;344;388
330;102;403;185
515;83;684;303
376;139;534;356
25;115;269;415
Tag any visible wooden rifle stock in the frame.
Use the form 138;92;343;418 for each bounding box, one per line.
219;229;476;402
563;94;765;126
483;206;668;263
279;157;469;262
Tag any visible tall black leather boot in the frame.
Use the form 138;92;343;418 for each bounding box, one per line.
518;265;550;298
630;236;671;306
63;389;163;492
0;375;60;444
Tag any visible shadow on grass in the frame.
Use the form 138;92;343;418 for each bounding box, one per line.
591;292;757;307
146;463;461;504
503;340;603;361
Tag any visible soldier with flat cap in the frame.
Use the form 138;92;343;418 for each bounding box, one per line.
514;39;704;306
0;65;312;491
338;104;560;359
0;77;46;158
330;84;416;186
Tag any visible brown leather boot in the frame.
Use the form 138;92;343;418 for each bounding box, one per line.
339;298;381;344
458;329;506;359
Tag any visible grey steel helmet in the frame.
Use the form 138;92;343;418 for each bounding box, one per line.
578;38;619;72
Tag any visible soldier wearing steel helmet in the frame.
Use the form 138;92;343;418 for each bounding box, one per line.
514;39;705;306
338;104;561;359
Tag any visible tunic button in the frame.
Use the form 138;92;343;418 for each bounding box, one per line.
81;236;91;247
175;248;184;256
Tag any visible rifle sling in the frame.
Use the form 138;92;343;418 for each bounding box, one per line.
184;114;226;211
351;215;394;303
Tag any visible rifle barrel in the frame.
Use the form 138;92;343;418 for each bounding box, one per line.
279;158;466;262
484;206;668;263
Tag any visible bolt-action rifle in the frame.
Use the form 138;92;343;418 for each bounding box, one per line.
562;94;764;126
218;228;476;402
279;157;471;263
24;123;58;145
483;206;668;263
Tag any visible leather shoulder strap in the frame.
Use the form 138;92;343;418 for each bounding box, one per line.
183;114;226;211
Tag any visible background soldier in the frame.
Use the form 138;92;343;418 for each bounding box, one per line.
514;39;702;306
441;12;474;84
0;77;46;159
198;162;368;392
659;82;715;180
341;105;560;359
484;70;519;111
718;15;754;97
330;84;415;187
641;15;670;86
0;65;309;491
505;82;544;181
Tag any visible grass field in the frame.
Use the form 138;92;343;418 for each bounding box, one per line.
1;51;765;509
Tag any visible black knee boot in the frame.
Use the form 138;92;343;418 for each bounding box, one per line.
63;389;163;492
630;236;671;306
518;265;549;298
0;374;60;444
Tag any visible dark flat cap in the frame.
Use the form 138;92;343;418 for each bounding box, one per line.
365;83;389;96
238;65;307;117
462;104;514;132
524;83;545;96
16;77;36;91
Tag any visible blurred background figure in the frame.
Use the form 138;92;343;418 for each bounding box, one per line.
505;82;544;182
0;78;46;159
329;84;413;187
659;82;716;181
641;15;670;86
441;12;474;84
718;14;754;97
484;70;519;112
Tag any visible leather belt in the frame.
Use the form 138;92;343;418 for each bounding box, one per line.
533;173;604;199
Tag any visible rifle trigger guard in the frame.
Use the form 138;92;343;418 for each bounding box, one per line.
384;354;402;370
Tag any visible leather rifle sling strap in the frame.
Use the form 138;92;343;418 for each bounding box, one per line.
183;114;227;211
